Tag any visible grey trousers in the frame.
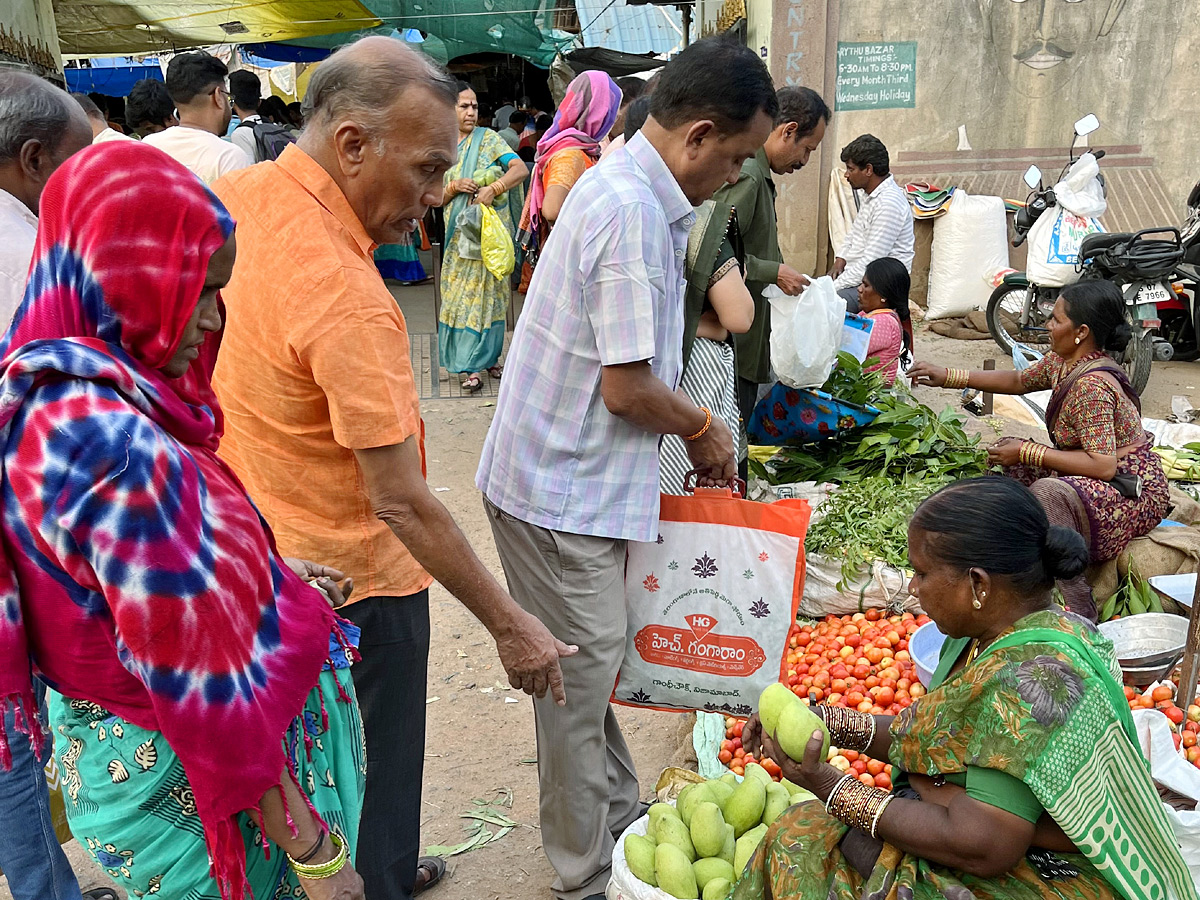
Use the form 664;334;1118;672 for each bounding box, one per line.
484;497;642;900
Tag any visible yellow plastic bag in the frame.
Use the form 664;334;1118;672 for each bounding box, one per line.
480;204;515;281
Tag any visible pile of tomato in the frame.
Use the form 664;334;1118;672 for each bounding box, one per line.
1125;682;1200;768
719;609;935;790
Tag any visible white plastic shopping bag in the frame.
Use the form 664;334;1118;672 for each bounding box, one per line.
766;276;844;389
1133;707;1200;882
614;486;811;715
1027;153;1107;288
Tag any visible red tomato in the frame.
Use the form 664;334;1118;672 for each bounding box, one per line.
718;749;733;764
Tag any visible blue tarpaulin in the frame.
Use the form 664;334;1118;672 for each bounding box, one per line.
65;62;162;96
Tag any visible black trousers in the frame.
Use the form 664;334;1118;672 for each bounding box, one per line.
341;590;431;900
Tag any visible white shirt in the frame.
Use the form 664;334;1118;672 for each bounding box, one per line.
142;125;251;186
0;188;37;331
93;126;134;144
835;174;915;289
229;114;261;162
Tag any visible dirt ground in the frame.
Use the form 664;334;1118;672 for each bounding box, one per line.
4;281;1198;900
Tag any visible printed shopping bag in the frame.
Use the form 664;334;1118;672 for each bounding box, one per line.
614;486;810;716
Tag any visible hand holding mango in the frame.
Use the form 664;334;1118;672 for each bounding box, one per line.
752;683;849;802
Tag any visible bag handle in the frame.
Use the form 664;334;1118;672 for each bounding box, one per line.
682;469;746;499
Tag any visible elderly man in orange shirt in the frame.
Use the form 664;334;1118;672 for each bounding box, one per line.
211;37;575;900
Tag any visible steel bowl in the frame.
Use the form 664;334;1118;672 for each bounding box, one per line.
1098;613;1188;687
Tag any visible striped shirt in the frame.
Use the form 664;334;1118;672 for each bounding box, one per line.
476;133;695;541
834;174;914;290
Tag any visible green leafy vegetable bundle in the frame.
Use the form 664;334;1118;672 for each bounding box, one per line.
750;358;988;486
806;475;947;585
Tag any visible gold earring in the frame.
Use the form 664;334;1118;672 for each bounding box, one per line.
1074;337;1081;345
972;584;983;610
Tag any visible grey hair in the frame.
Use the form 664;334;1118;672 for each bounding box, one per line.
0;72;78;163
302;36;457;141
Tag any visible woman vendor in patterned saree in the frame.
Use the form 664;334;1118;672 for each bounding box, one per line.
737;477;1195;900
910;280;1168;620
437;82;528;393
0;142;365;900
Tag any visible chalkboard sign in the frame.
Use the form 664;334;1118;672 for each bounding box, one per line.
836;42;917;111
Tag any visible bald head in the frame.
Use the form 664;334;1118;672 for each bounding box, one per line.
0;72;92;214
301;36;457;137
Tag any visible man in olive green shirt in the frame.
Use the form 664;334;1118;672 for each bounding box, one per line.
716;86;830;444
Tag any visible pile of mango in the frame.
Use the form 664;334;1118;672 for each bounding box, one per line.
623;763;813;899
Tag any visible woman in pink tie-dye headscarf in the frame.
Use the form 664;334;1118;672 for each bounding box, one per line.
522;71;622;249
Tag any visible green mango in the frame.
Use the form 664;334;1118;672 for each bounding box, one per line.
655;843;700;899
624;833;657;886
689;801;727;858
657;815;697;862
706;780;735;810
762;782;791;826
757;682;796;737
723;777;766;837
692;857;735;891
742;762;772;786
733;823;768;876
719;772;739;787
648;802;682;839
703;877;733;900
717;823;735;865
775;700;830;764
678;783;717;827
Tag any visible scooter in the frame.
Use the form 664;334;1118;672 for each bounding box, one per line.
985;114;1178;395
1158;180;1200;360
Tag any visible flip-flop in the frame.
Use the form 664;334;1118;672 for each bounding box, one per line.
487;365;503;379
413;855;447;896
463;374;484;393
83;889;119;900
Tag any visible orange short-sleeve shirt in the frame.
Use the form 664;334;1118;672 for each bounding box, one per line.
212;145;431;600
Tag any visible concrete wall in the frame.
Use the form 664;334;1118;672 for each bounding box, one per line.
763;0;1200;277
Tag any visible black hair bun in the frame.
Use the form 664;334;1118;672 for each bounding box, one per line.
1043;525;1088;579
1104;319;1133;352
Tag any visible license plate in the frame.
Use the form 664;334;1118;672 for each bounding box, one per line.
1136;283;1171;305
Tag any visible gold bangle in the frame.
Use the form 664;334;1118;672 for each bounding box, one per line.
289;830;348;880
870;794;895;838
826;775;891;833
821;706;875;752
684;406;712;442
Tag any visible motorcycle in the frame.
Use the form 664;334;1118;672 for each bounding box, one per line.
985;114;1180;394
1159;180;1200;360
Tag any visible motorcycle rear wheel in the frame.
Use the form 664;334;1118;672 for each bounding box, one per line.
986;283;1053;355
1120;331;1153;395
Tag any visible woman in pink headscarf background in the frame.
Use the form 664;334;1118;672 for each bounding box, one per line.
518;71;621;278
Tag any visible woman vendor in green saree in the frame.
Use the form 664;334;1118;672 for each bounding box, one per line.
738;477;1195;900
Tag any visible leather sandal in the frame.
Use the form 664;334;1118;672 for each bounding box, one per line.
413;855;447;896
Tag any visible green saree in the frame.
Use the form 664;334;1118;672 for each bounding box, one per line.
732;611;1196;900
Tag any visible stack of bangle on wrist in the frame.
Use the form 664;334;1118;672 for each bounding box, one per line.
825;774;895;838
821;706;876;752
943;368;970;389
684;406;712;442
1019;440;1048;468
288;830;348;880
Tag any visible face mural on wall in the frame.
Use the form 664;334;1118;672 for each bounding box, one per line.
978;0;1129;97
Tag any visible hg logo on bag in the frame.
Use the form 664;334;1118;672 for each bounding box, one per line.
635;612;767;678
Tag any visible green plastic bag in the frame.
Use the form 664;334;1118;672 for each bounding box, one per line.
480;203;515;281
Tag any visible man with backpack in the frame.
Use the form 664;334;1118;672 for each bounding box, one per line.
229;69;295;163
